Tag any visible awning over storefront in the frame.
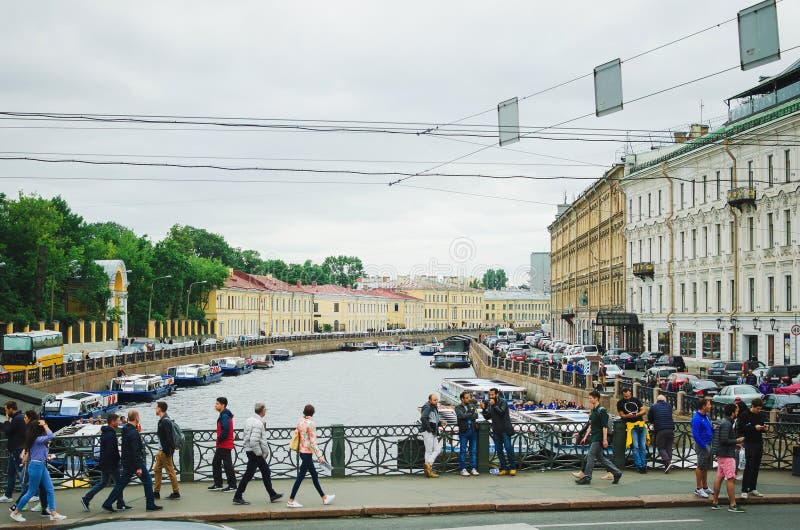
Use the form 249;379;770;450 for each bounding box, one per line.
596;311;639;327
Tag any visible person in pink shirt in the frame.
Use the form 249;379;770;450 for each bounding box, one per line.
286;404;334;509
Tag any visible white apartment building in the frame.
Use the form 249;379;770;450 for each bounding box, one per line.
621;59;800;366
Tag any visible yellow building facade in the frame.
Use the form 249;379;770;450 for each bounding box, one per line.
549;164;630;348
483;289;550;329
396;279;484;330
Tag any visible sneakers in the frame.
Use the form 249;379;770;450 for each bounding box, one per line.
221;486;237;493
750;490;763;497
498;470;509;476
460;469;470;476
207;485;223;491
40;510;51;518
741;492;748;499
665;462;674;474
323;494;335;506
695;488;710;498
146;505;163;512
571;471;585;479
167;492;181;500
117;505;133;511
49;513;67;521
100;505;116;513
29;503;41;512
728;504;746;513
470;469;479;476
612;472;622;484
509;469;517;476
704;488;714;495
80;497;90;512
232;498;250;505
0;496;13;503
575;477;591;485
30;497;38;504
735;474;743;481
9;512;25;522
269;493;283;503
710;502;720;510
287;501;303;508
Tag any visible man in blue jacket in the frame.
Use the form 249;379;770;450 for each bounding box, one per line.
81;413;131;511
691;398;714;498
0;401;26;503
102;410;162;512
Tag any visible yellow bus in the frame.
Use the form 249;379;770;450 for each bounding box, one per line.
1;330;64;370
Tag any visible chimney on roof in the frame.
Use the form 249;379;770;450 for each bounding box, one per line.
688;123;709;139
673;131;687;144
312;281;317;287
382;276;389;282
266;273;273;280
296;281;301;287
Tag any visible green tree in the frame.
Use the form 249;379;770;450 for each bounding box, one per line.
323;255;364;287
482;269;508;290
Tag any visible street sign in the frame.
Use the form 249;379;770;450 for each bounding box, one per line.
791;324;800;336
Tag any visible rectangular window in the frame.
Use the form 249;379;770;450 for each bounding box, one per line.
730;279;736;312
639;286;643;313
716;171;721;200
333;302;339;312
658;190;662;215
629;241;633;263
629;199;633;222
702;333;721;360
786;149;792;183
715;223;721;255
768;154;774;186
648;237;652;261
680;183;684;209
703;281;708;311
768;276;774;312
680;331;696;357
767;212;774;248
786;209;792;246
702;175;707;203
680;231;685;259
647;193;651;217
680;283;686;312
692;282;697;312
748;217;754;251
748;277;755;312
638;240;642;262
658;284;663;313
787;275;793;311
716;280;722;313
748;160;754;188
692;179;696;207
692;229;697;258
648;285;653;312
658;235;663;262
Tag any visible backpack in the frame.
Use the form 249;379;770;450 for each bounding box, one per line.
169;417;185;450
597;406;614;441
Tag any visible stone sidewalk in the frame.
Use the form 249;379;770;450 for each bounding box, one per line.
2;469;798;528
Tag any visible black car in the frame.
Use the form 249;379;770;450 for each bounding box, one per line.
764;364;800;386
762;393;800;413
615;352;638;371
635;352;658;371
654;355;686;372
709;360;768;385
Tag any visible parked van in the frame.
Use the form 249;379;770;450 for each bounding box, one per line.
497;328;515;343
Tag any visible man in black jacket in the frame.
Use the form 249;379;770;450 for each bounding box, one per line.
102;410;162;512
80;414;131;511
153;401;180;500
480;388;516;476
739;397;767;499
0;401;26;503
455;391;479;476
711;403;745;513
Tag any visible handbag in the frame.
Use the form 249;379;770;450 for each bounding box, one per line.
289;428;300;451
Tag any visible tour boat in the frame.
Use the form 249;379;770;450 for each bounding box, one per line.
212;356;255;375
378;342;402;352
438;378;527;406
430;352;472;369
42;391;119;430
399;341;414;350
361;341;378;350
419;340;443;356
167;364;223;386
110;374;175;403
339;342;364;352
251;353;275;369
271;348;293;361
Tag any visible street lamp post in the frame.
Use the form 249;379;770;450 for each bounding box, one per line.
148;275;173;324
186;281;208;320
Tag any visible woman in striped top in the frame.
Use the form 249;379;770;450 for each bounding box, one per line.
286;404;334;508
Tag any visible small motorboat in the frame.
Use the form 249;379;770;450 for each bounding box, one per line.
110;374;175;403
167;364;223;386
271;348;293;361
430;352;472;369
419;342;443;356
378;342;402;352
212;356;255;376
42;391;119;431
251;353;275;369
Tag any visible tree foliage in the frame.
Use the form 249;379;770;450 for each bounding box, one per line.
482;269;508;290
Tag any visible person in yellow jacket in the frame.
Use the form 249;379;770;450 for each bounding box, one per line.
617;388;648;473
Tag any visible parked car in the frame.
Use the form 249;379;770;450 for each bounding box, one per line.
603;364;624;381
615;352;638;370
712;384;763;406
635;351;658;371
762;393;800;414
654;355;686;372
645;365;678;383
121;345;142;354
708;360;768;385
764;364;800;386
660;373;719;396
62;352;84;363
507;350;527;362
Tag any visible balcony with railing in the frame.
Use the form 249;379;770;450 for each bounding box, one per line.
727;186;757;209
632;262;654;279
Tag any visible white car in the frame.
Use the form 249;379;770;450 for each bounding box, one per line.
604;364;624;381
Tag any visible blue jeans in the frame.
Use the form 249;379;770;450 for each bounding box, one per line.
17;461;55;512
103;463;157;510
5;449;21;497
459;430;477;471
630;425;647;469
492;431;516;471
83;467;126;507
289;453;325;499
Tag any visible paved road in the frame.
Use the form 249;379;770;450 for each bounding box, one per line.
228;504;800;529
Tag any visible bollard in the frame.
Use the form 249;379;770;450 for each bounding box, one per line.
331;424;345;478
179;430;195;482
612;419;627;469
676;391;685;414
477;422;491;473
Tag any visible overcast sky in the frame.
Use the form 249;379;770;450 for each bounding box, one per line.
1;0;799;287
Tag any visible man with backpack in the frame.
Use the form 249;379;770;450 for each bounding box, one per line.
710;403;746;513
153;401;181;500
576;390;622;485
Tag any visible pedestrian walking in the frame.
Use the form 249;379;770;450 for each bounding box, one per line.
153;401;180;500
81;413;132;512
691;398;714;498
0;401;26;503
8;411;47;516
647;395;675;473
286;404;334;508
710;403;746;512
101;410;162;512
232;402;283;505
575;390;622;485
419;393;445;478
9;418;66;522
617;388;648;474
480;387;516;476
208;397;237;492
739;397;767;499
455;391;479;476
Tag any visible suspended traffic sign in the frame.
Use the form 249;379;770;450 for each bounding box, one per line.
497;97;520;146
738;0;780;71
594;58;623;117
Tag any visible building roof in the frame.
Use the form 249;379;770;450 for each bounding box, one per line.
395;277;482;292
729;58;800;100
484;289;550;302
365;288;423;301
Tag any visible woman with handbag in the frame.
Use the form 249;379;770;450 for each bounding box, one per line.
286;404;334;508
8;411;49;517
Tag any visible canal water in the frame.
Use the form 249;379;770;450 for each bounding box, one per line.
129;348;476;432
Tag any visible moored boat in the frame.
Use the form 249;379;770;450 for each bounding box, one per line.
110;374;175;403
430;352;472;369
251;353;274;369
419;341;443;356
271;348;293;361
167;364;223;386
362;341;378;350
338;342;364;352
42;391;119;431
212;356;255;375
378;342;402;352
438;378;527;406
